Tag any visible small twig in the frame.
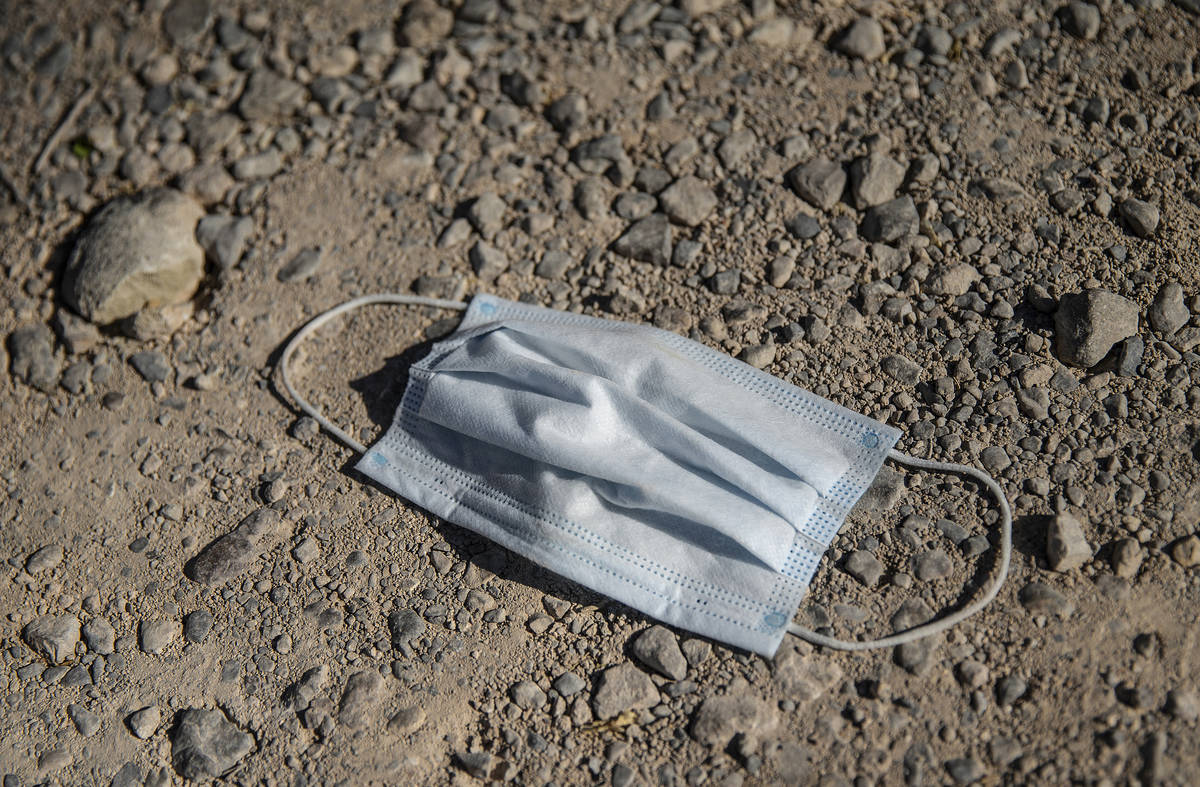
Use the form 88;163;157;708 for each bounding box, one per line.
32;84;96;175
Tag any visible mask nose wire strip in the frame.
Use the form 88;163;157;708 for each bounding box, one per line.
277;293;469;455
788;448;1012;652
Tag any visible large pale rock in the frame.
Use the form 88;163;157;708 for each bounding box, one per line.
170;708;254;781
1054;289;1139;368
62;189;205;324
184;508;288;585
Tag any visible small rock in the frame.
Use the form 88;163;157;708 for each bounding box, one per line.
339;670;384;727
387;706;426;734
8;325;59;392
509;680;547;710
546;93;587;134
844;550;883;587
592;663;660;720
612;214;672;266
786;157;845;210
69;703;101;736
163;0;212;45
1169;535;1200;568
1166;688;1200;722
25;544;64;573
1148;282;1188;335
81;617;115;654
1119;198;1160;238
834;17;885;60
1017;582;1074;617
129;351;171;383
170;708;255;781
469;241;509;281
453;751;510;781
773;647;843;702
553;672;585;697
1054;289;1140;367
184;508;289;585
956;660;990;689
1046;513;1093;571
196;215;252;270
277;247;324;283
945;756;985;785
658;176;717;227
690;693;779;748
388;608;425;648
467;192;506;238
996;674;1027;706
128;706;162;739
62;188;205;324
22;615;80;664
139;619;178;655
861;196;918;243
630;625;688;680
183;609;213;643
881;354;921;385
1061;2;1101;40
913;550;953;581
849;153;905;209
239;69;306;121
929;264;981;297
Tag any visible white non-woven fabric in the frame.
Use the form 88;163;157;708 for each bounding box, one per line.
355;294;901;655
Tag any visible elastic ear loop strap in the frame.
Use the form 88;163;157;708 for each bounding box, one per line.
789;449;1012;651
277;294;469;454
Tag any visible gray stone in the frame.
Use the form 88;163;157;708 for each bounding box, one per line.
400;0;454;47
553;671;585;697
786;157;845;210
231;149;281;180
1170;535;1200;568
844;550;883;587
917;25;953;56
913;550;953;581
849;153;905;209
1046;513;1093;571
861;196;918;243
469;241;509;281
184;508;289;585
387;706;426;733
1054;289;1139;367
183;609;213;643
163;0;212;45
25;544;63;574
82;617;115;655
970;177;1027;202
630;625;688;680
196;215;252;271
1119;198;1160;238
1111;537;1144;578
139;619;178;655
8;325;59;392
835;17;885;60
467;192;506;238
1149;282;1188;335
575;177;610;220
996;674;1027;706
690;694;778;748
785;212;820;239
509;680;546;710
1017;582;1074;617
946;756;985;784
69;703;100;736
741;342;776;369
277;247;323;283
592;663;659;720
453;751;510;781
659;176;717;227
613;214;672;266
388;608;425;648
547;93;587;134
881;354;921;385
129;351;171;383
1061;2;1101;40
892;598;934;631
856;466;904;512
170;708;254;781
773;647;843;702
62;189;205;324
239;70;306;122
127;706;161;739
339;670;383;727
22;615;80;664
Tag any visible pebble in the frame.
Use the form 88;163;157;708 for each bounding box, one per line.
881;354;921;385
1061;1;1101;40
1119;198;1160;238
467;192;506;238
277;247;324;283
773;647;842;702
232;149;281;180
690;693;779;748
453;751;510;781
129;350;171;383
1053;289;1139;367
1017;582;1074;617
945;756;985;785
195;215;252;271
69;703;101;736
184;508;289;585
163;0;212;45
509;680;547;710
387;706;426;734
658;176;717;227
913;549;953;581
25;544;64;573
183;609;213;643
139;619;178;655
62;188;205;324
22;615;80;664
592;663;660;720
82;617;115;654
834;17;885;61
1046;512;1093;571
170;708;255;781
8;325;60;392
1169;535;1200;568
553;671;586;697
339;670;384;727
469;241;509;281
128;706;162;739
388;608;425;648
239;69;306;121
861;196;918;243
1148;282;1189;335
612;214;672;266
849;153;905;208
630;625;688;680
786;157;846;210
844;550;883;587
996;674;1027;706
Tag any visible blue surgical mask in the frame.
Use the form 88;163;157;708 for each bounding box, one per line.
280;294;1010;656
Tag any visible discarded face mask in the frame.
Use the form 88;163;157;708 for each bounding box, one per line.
280;293;1011;657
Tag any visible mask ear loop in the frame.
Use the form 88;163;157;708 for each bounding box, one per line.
788;449;1012;651
277;294;469;454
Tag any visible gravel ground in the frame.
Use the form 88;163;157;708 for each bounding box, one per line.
1;0;1199;784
